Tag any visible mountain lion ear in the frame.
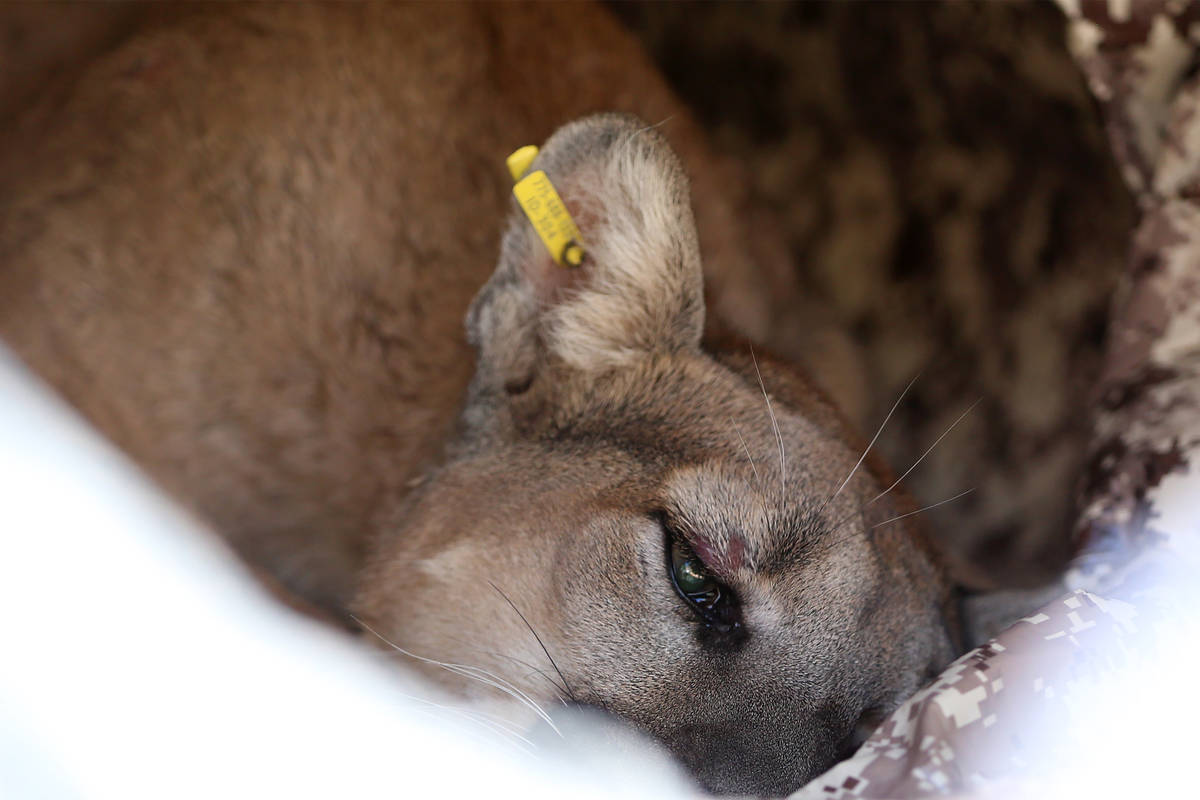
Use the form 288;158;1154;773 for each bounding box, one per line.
466;113;705;391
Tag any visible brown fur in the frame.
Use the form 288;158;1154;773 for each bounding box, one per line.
0;3;852;611
0;4;966;794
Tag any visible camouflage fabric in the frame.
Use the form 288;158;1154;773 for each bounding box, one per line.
794;589;1149;799
1063;0;1200;554
792;543;1193;799
790;2;1200;796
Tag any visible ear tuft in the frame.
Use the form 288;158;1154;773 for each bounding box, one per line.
467;114;705;385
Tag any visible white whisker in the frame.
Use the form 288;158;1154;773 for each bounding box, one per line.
635;114;676;135
750;347;787;499
403;692;539;755
453;709;539;749
732;421;762;487
517;669;571;705
821;373;919;514
871;488;975;529
418;657;557;735
409;655;555;733
464;641;570;701
353;615;562;736
870;398;980;505
487;582;576;704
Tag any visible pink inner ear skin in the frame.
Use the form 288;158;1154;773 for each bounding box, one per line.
520;175;603;304
523;248;581;303
689;529;747;580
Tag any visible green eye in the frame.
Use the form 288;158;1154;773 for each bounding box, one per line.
670;537;718;601
675;556;711;594
661;520;744;640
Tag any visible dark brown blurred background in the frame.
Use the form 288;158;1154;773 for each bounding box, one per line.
1;1;1135;586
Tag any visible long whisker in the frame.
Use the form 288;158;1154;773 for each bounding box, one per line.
396;675;547;737
802;487;976;566
819;392;975;541
452;707;540;747
397;651;556;733
489;655;568;700
374;672;542;757
870;488;975;529
870;399;980;505
458;716;538;755
820;373;919;515
750;347;786;499
352;614;561;736
732;421;762;487
410;695;539;754
635;114;677;135
401;703;526;755
464;642;570;702
517;669;571;705
488;581;577;704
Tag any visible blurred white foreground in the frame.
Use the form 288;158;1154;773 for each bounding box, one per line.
2;342;1197;800
0;349;688;800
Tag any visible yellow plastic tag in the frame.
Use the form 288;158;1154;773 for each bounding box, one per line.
512;169;585;268
506;145;540;182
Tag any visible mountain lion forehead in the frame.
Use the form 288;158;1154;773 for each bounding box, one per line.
546;351;854;465
662;463;836;580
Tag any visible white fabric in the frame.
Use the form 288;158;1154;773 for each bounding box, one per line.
0;349;685;800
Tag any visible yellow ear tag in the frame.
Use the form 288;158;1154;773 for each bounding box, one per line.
506;146;586;268
506;146;540;182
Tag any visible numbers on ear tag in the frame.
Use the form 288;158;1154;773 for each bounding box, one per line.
510;166;586;269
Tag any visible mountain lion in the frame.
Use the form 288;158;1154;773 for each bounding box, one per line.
0;3;1015;794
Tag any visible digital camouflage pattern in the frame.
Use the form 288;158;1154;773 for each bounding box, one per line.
790;1;1200;795
795;590;1145;799
1064;0;1200;555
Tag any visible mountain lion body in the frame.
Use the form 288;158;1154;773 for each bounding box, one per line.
0;4;963;794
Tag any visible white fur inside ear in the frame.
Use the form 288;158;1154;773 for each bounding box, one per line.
543;132;703;372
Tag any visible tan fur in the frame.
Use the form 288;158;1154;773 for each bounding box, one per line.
0;4;962;794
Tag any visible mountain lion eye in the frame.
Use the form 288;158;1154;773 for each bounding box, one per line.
659;519;745;643
674;554;712;594
671;539;718;599
667;533;728;614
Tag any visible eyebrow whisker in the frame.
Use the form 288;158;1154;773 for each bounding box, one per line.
750;346;787;501
870;488;975;529
819;373;919;515
869;398;980;505
732;421;762;487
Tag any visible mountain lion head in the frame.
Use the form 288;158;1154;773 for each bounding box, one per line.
354;115;960;795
